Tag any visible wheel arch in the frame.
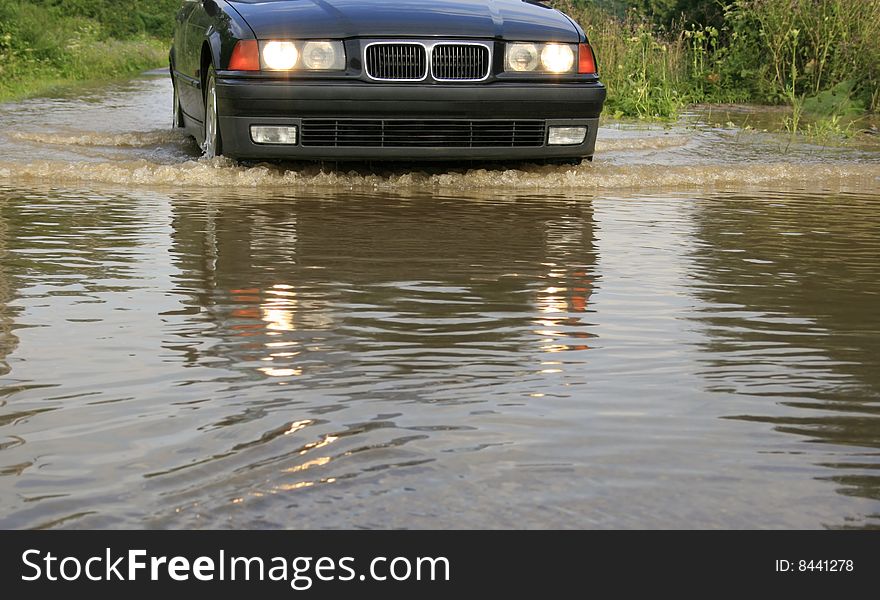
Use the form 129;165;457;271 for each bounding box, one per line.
199;31;224;91
200;43;214;93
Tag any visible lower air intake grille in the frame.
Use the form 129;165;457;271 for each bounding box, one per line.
301;120;546;148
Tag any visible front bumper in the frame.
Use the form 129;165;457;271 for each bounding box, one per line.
215;78;606;160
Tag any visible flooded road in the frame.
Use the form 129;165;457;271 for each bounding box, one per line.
0;72;879;529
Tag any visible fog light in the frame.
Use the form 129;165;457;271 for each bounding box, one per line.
548;126;587;146
250;126;298;145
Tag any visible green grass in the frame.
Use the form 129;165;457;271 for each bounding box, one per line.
0;0;176;102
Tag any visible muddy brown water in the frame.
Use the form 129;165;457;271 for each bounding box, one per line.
0;72;878;529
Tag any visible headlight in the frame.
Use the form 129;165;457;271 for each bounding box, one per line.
506;43;539;72
302;41;346;70
259;40;346;71
505;42;578;74
262;41;299;71
541;44;575;73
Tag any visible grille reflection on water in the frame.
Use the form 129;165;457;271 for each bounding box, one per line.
166;194;596;377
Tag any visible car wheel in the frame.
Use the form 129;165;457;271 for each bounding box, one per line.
202;65;222;158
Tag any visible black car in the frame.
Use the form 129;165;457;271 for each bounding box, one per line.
170;0;606;161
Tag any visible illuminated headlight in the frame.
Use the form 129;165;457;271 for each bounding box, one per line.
262;41;299;70
541;44;575;73
548;126;587;146
251;126;298;145
259;40;346;71
505;42;577;74
302;41;345;70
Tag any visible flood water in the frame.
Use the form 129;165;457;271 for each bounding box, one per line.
0;73;879;529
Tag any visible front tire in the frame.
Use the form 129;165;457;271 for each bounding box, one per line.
202;65;222;158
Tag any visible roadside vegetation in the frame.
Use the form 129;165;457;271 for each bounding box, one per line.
0;0;876;135
555;0;879;133
0;0;177;101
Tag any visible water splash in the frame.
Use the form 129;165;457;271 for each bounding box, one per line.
10;130;191;148
595;135;692;152
0;156;877;192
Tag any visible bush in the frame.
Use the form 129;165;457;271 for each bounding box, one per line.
22;0;180;39
723;0;880;111
633;0;732;27
557;0;880;117
556;1;747;118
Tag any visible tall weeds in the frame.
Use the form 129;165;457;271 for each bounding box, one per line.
554;2;691;118
555;0;880;119
723;0;880;112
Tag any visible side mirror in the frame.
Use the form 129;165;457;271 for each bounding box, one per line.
203;0;220;17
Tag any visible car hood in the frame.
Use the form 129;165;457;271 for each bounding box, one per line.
228;0;580;42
